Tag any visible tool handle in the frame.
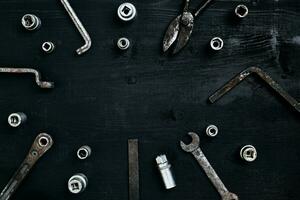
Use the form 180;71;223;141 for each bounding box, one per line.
0;133;53;200
0;162;31;200
192;148;228;196
183;0;190;12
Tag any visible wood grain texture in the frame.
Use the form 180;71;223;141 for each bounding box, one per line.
0;0;299;200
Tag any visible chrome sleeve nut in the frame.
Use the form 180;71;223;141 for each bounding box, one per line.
21;14;41;31
117;37;130;50
206;125;218;137
42;42;55;53
68;173;88;194
77;145;92;160
117;3;137;21
235;5;248;18
156;154;176;189
210;37;223;51
240;145;257;162
8;112;27;127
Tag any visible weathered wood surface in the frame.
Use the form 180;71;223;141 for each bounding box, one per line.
0;0;299;199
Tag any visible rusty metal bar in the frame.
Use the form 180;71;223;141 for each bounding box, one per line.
209;67;300;112
0;68;54;89
128;139;139;200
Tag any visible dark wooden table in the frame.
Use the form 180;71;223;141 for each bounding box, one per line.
0;0;299;199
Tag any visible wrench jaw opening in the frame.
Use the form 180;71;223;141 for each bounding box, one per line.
180;132;200;152
222;192;239;200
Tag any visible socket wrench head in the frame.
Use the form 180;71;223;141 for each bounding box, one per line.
8;112;27;127
206;125;218;137
235;5;248;18
42;42;55;53
68;173;88;194
117;37;130;50
117;3;137;21
21;14;41;31
210;37;224;51
77;145;92;160
240;145;257;162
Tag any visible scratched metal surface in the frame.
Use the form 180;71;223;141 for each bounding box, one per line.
0;0;299;200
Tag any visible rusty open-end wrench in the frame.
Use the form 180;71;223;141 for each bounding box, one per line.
180;132;238;200
0;133;53;200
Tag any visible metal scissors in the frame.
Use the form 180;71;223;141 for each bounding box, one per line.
163;0;215;54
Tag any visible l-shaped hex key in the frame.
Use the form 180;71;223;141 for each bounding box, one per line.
209;67;300;112
0;68;54;89
60;0;92;55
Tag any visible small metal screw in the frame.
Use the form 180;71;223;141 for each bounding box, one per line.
117;3;137;21
240;145;257;162
117;37;130;50
235;5;249;18
206;125;219;137
42;42;55;53
210;37;224;51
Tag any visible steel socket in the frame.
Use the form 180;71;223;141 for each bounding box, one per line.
156;154;176;189
42;42;55;53
68;173;88;194
206;125;218;137
117;3;137;21
8;112;27;127
240;145;257;162
21;14;41;31
235;5;248;18
117;37;130;50
210;37;224;51
77;145;92;160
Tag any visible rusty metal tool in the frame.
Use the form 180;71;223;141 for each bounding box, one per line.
128;139;139;200
60;0;92;55
180;132;238;200
0;68;54;89
163;0;215;54
209;67;300;112
0;133;53;200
